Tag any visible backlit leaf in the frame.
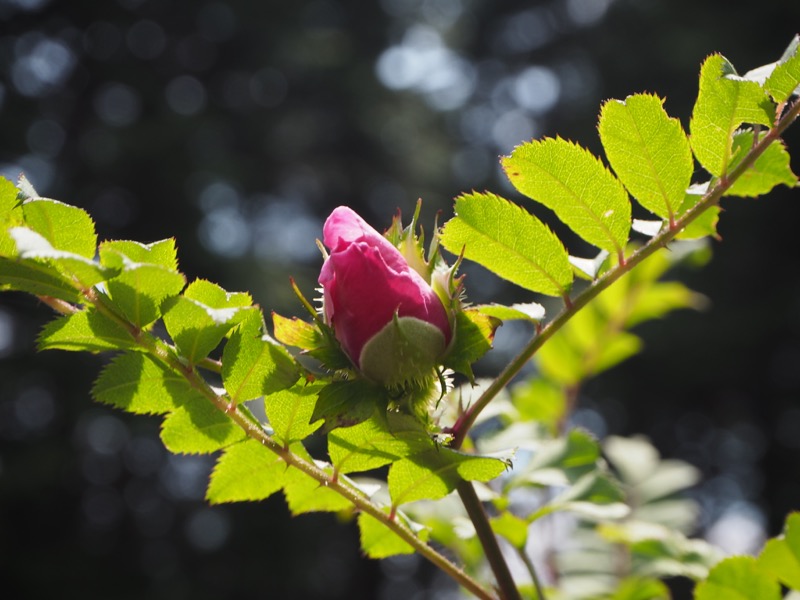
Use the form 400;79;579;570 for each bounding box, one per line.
206;438;288;504
474;302;546;323
502;137;631;255
443;308;500;381
272;312;322;350
694;556;780;600
758;512;800;590
283;463;352;515
599;93;693;221
725;131;797;197
160;399;246;454
765;35;800;103
491;512;528;549
223;311;299;404
21;198;97;258
264;383;323;445
38;308;135;352
92;352;193;414
0;256;81;302
358;510;417;558
690;54;774;177
440;192;573;296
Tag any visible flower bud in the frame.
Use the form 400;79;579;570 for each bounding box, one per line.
318;206;452;387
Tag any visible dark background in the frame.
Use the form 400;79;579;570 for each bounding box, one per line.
1;1;799;598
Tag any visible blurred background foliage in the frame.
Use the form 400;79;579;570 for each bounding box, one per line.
0;0;799;598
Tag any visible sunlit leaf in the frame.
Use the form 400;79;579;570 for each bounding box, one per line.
443;308;500;381
92;352;192;414
0;256;81;302
758;512;800;590
38;308;135;352
725;131;797;197
440;192;573;297
358;510;417;558
206;438;288;504
0;176;23;256
160;399;246;454
223;311;299;404
474;302;545;323
599;93;693;221
272;312;322;350
765;34;800;103
690;54;774;177
694;556;780;600
491;511;528;549
265;383;323;445
21;198;97;258
283;464;352;515
502;137;631;255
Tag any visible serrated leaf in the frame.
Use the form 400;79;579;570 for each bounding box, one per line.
474;302;545;322
758;512;800;590
98;239;186;327
162;279;255;363
0;256;81;301
328;412;434;474
599;93;693;221
675;185;721;240
272;312;322;350
92;352;194;415
443;308;500;381
440;192;573;296
160;399;246;454
100;238;180;271
502;137;631;255
223;312;299;404
283;464;352;515
206;438;288;504
694;556;781;600
765;35;800;103
21;198;97;258
388;448;509;506
491;512;528;549
725;131;797;197
310;379;384;433
38;308;135;352
358;510;416;558
690;54;774;177
10;227;114;287
264;383;323;445
0;177;23;256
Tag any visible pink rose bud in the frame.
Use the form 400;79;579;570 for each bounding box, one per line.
319;206;452;387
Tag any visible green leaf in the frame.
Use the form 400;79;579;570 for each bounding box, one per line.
511;378;567;434
529;471;627;522
38;308;135;352
442;308;500;381
517;428;600;486
310;379;384;433
206;438;288;504
474;302;545;323
223;312;299;404
162;279;255;363
272;312;322;350
491;512;528;549
21;198;97;258
264;383;323;445
92;352;193;414
694;556;781;600
765;34;800;103
99;239;186;328
758;512;800;590
10;227;114;287
611;577;671;600
440;192;573;296
599;93;693;221
675;185;720;240
160;399;246;454
358;510;416;558
0;177;23;256
502;137;631;255
690;54;774;177
725;131;797;197
0;256;81;302
328;412;434;474
282;464;352;515
388;448;509;506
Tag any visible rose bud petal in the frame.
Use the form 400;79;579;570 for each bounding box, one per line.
319;206;452;386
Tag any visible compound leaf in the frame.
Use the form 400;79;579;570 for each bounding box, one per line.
160;399;246;455
206;438;288;504
38;308;135;353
